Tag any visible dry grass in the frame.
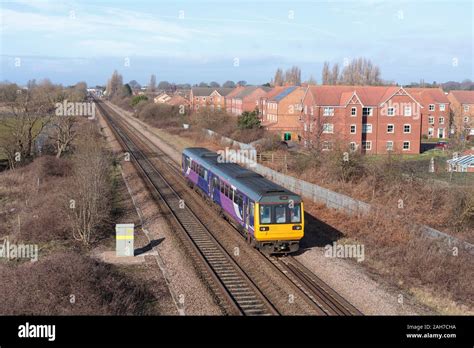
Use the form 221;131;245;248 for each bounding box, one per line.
307;202;474;312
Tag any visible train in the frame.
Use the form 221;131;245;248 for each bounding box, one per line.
182;147;304;254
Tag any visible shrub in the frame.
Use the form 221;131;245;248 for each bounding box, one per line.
237;109;261;130
0;251;157;315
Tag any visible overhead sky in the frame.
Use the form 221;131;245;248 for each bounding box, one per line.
0;0;472;86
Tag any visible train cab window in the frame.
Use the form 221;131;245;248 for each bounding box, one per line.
203;169;208;181
186;158;191;170
275;205;287;223
289;204;302;223
260;206;272;224
213;177;219;188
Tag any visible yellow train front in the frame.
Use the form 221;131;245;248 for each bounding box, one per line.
182;147;304;254
253;197;304;254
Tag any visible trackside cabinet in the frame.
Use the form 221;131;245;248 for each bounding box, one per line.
116;223;134;256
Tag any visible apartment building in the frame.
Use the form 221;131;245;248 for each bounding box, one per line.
225;86;246;114
447;90;474;137
260;86;306;141
406;88;450;139
228;86;272;116
301;85;423;154
190;87;233;112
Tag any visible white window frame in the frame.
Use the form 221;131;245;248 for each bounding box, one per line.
387;107;394;116
386;141;393;151
464;116;469;123
349;142;357;151
350;124;356;134
429;104;435;111
464;105;469;112
351;107;357;116
403;141;410;151
322;141;333;151
387;124;394;133
362;141;372;150
203;97;206;101
362;124;372;134
428;127;434;137
428;116;434;124
362;107;373;117
439;116;445;125
323;107;334;116
439;104;446;111
322;123;334;133
403;124;411;133
404;105;412;116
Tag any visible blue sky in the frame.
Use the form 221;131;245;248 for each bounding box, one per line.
0;0;472;86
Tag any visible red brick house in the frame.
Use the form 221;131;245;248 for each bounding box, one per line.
447;90;474;137
260;86;306;141
229;86;272;116
301;85;423;154
190;87;233;112
406;88;450;139
225;86;246;114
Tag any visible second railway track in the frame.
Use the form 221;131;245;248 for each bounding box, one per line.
97;100;362;316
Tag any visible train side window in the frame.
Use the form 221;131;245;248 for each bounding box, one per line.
203;169;208;180
220;181;224;193
213;177;219;188
250;202;254;220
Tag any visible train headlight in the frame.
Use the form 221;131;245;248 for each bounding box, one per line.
292;225;302;230
259;226;269;231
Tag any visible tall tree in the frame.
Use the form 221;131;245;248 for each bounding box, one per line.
149;74;157;93
209;81;220;88
273;68;284;86
340;58;381;85
284;66;301;86
106;70;123;98
322;62;330;85
330;63;340;85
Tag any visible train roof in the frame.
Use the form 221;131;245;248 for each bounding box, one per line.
183;147;301;203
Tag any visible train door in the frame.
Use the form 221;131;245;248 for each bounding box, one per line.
211;176;219;202
245;198;250;230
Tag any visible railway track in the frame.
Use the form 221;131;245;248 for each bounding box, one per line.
97;101;278;316
269;256;361;315
98;100;362;316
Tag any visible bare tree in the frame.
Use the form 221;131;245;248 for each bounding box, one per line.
65;126;111;245
273;68;284;86
49;116;78;158
322;62;330;85
0;80;59;167
340;57;382;85
106;70;123;99
149;74;157;93
330;63;340;85
284;66;301;86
